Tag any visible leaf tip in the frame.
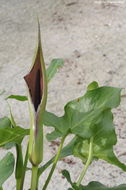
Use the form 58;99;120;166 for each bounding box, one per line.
87;81;99;91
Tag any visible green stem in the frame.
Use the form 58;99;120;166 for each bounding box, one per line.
15;144;23;190
42;135;67;190
38;136;77;178
31;166;38;190
16;178;22;190
76;137;93;187
19;145;29;190
38;157;54;178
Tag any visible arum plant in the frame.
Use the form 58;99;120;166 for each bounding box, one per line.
0;22;63;190
1;22;126;190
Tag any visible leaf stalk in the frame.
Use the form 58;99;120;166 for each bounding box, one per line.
42;135;67;190
19;145;29;190
76;137;94;187
15;144;23;190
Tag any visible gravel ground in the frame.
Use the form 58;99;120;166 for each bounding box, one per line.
0;0;126;189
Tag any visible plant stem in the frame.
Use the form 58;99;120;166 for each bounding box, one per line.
76;137;94;187
16;178;22;190
38;157;54;178
42;135;67;190
15;144;23;190
19;145;29;190
31;166;38;190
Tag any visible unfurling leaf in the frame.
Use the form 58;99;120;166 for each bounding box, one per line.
0;152;15;187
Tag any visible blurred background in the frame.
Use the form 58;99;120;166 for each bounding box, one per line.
0;0;126;189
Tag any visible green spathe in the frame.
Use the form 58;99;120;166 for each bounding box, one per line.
24;22;47;166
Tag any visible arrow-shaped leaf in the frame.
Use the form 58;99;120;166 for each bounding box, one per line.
44;82;126;172
73;109;126;172
44;83;121;141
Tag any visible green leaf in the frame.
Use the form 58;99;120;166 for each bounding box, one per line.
46;58;64;82
44;83;125;171
62;170;126;190
44;83;121;140
87;81;99;91
69;86;121;138
44;111;65;141
6;95;28;101
62;170;73;186
0;152;15;186
3;142;15;150
2;106;18;150
62;169;79;190
73;109;126;172
68;182;126;190
81;181;126;190
0;117;11;129
0;126;29;147
0;117;16;149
